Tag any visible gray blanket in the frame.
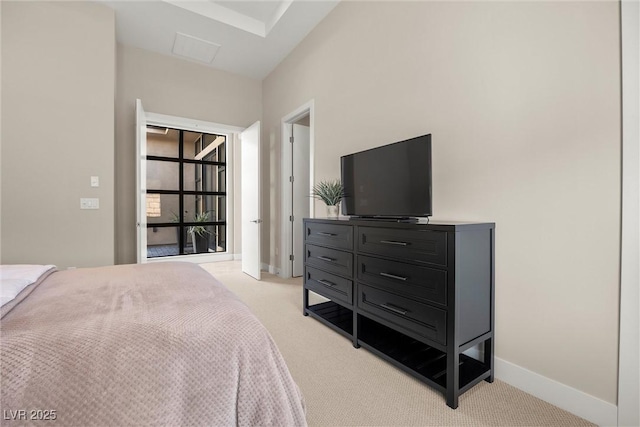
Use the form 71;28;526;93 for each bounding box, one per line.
1;262;306;426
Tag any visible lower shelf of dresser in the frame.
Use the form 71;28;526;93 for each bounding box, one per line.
304;299;492;405
358;315;491;393
306;300;353;338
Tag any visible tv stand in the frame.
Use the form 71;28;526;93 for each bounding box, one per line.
302;218;495;409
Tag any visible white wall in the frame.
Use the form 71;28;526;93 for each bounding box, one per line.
262;0;620;408
115;44;262;264
1;1;115;269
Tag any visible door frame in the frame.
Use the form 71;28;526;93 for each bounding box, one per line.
138;108;241;264
280;100;315;278
136;100;147;263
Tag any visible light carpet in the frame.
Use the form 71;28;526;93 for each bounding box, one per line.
200;261;594;427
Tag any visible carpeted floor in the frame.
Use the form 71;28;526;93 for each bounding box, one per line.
200;261;594;427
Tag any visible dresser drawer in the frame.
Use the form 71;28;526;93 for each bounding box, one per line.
305;222;353;250
305;266;353;305
358;227;447;266
305;244;353;278
358;284;447;346
357;255;447;306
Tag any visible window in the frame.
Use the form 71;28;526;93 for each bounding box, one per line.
145;127;227;258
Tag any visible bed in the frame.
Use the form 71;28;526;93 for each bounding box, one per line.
0;262;306;426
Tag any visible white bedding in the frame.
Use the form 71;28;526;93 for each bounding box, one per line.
0;264;56;307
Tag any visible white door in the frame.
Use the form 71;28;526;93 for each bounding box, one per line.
292;124;310;277
241;121;261;280
136;99;148;263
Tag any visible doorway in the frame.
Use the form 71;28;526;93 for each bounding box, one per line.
136;100;248;264
280;100;314;278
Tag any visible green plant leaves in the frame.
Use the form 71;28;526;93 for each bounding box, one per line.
311;180;344;206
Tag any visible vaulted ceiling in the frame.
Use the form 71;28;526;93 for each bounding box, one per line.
101;0;340;80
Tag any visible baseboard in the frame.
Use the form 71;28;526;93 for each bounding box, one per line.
495;357;618;426
230;257;277;274
260;263;279;275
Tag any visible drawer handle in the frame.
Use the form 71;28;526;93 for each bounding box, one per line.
317;279;337;287
318;232;337;237
318;255;336;262
380;272;408;281
380;240;408;246
380;303;408;316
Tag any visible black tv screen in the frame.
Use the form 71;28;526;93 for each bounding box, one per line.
341;134;432;218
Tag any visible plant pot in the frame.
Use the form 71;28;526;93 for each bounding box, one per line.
193;233;210;253
326;205;339;219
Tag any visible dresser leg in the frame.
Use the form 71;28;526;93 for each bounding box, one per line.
352;313;359;348
302;287;309;316
484;337;494;382
446;394;459;409
446;351;460;409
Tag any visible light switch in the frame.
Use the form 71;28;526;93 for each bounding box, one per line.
80;198;99;209
91;176;99;187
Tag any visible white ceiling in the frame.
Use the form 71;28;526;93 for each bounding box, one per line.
101;0;340;80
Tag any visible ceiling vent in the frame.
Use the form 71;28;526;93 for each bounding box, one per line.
172;32;221;64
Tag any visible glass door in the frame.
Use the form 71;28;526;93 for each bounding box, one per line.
144;127;227;259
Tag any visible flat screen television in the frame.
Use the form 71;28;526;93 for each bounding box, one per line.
340;134;432;219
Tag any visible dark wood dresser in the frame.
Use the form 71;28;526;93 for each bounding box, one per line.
302;218;495;409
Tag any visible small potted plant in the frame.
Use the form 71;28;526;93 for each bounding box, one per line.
311;180;344;218
188;211;213;253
